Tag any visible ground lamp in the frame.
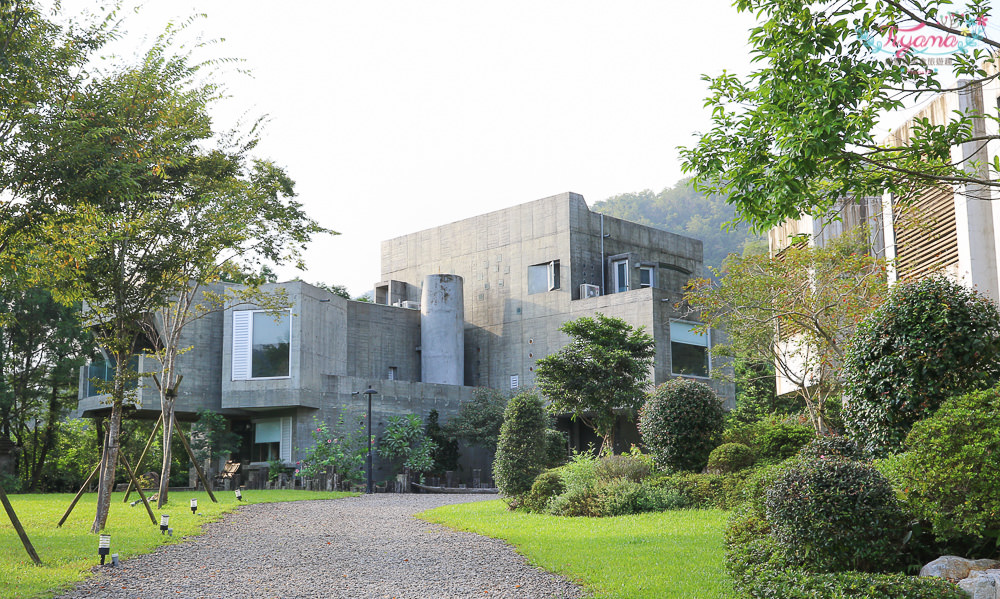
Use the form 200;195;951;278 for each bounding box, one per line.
160;514;169;534
190;498;197;514
361;386;378;494
235;488;243;501
98;534;110;565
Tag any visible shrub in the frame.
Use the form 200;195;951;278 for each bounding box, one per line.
425;409;459;474
547;484;601;517
797;435;863;461
844;276;1000;456
650;470;753;510
297;416;367;483
765;457;906;572
742;569;967;599
493;391;548;499
594;478;683;516
522;470;565;513
543;428;569;468
707;442;755;473
880;386;1000;543
594;454;652;483
639;378;725;472
377;414;437;474
756;422;814;464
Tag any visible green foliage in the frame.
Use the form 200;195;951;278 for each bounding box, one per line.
679;0;996;233
729;359;780;424
638;379;724;472
593;454;652;483
686;229;887;433
535;313;655;451
542;428;568;468
756;422;815;465
737;569;967;599
706;442;755;474
424;409;459;474
377;414;436;475
521;470;565;513
266;458;285;482
592;478;683;517
880;386;1000;543
650;471;752;510
190;409;241;466
765;457;906;573
493;391;548;499
443;387;508;453
797;436;863;461
296;416;367;483
592;179;763;275
844;277;1000;456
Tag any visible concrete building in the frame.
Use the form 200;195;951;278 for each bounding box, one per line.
78;192;732;483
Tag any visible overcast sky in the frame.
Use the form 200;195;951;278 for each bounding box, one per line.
56;2;791;293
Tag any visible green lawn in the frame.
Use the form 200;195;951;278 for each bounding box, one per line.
0;489;355;599
419;500;734;599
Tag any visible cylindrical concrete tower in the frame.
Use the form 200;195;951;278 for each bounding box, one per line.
420;274;464;385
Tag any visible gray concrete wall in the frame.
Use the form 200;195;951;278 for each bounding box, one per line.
346;299;421;382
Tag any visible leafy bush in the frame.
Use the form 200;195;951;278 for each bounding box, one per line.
547;484;601;517
879;385;1000;543
377;414;437;474
707;442;755;473
797;435;863;461
543;428;569;468
593;478;684;516
844;276;1000;456
594;454;652;483
756;422;814;464
493;391;548;499
522;470;565;513
444;387;508;453
639;379;725;472
425;409;459;474
740;569;967;599
765;457;906;572
296;416;367;483
651;471;752;510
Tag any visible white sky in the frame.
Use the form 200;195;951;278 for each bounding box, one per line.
55;2;753;294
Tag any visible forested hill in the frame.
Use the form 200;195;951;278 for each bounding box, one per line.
590;178;764;275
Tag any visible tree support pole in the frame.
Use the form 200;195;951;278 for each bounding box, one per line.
0;484;42;566
118;451;156;525
172;413;217;503
58;462;100;527
123;413;163;503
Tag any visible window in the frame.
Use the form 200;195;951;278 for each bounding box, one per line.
253;417;291;463
639;266;655;288
670;321;710;377
612;259;629;293
527;261;560;294
232;310;291;380
388;366;397;380
510;374;519;389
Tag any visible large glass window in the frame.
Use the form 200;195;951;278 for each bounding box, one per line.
252;311;290;378
670;321;710;377
528;260;560;294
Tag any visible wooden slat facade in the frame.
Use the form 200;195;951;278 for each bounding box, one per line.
893;186;959;280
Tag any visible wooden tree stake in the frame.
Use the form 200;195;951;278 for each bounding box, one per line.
0;484;42;566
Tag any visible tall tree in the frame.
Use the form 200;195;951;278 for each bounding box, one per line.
535;313;655;453
683;229;888;433
679;0;997;231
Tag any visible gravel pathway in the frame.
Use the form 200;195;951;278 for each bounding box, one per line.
57;494;584;599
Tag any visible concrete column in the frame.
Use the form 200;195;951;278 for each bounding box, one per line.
420;274;464;385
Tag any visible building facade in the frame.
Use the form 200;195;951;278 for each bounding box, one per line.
78;192;733;481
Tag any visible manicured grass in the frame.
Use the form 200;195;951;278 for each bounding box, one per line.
419;500;734;599
0;489;355;599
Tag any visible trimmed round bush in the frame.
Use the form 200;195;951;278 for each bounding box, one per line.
880;385;1000;542
707;442;755;473
639;379;725;472
797;435;863;461
765;457;906;572
493;391;548;500
522;469;565;513
844;277;1000;456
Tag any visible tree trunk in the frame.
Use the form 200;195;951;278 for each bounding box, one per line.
91;379;123;533
157;400;174;508
28;374;60;491
600;430;615;456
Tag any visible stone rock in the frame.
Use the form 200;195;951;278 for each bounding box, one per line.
958;569;1000;599
921;556;1000;581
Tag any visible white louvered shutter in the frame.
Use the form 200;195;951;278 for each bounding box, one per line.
232;311;252;380
280;417;292;462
